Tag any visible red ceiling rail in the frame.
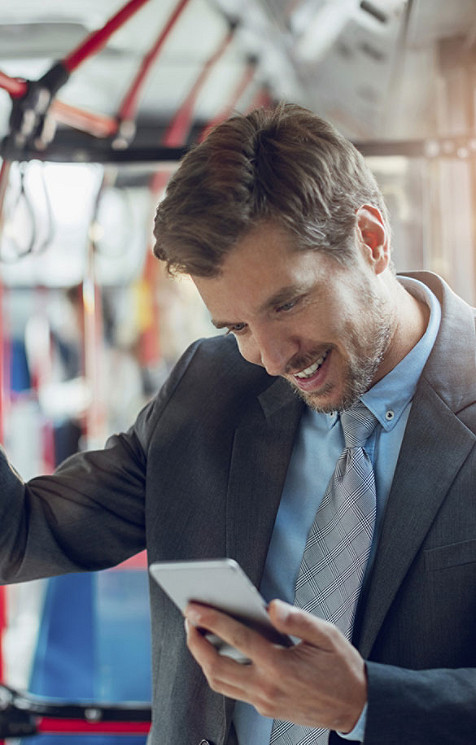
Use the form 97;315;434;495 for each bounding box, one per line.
63;0;152;74
1;0;156;149
118;0;193;125
149;22;238;191
199;57;257;142
246;86;274;112
0;0;196;149
162;23;236;147
0;71;118;138
52;101;118;139
0;0;257;158
0;71;27;99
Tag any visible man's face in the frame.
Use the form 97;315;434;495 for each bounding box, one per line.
193;221;395;413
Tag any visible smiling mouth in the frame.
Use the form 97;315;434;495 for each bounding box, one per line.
293;350;330;379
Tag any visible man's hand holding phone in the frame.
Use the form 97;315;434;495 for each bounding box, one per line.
184;598;367;735
149;559;366;733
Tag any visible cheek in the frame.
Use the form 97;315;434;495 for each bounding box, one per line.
304;306;342;343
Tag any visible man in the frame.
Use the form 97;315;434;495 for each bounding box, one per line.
0;104;475;744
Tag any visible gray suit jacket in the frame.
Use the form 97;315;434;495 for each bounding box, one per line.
0;271;474;745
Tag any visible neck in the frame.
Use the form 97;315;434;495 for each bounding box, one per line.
375;276;430;382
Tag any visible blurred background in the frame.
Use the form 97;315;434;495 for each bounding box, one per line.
0;0;475;741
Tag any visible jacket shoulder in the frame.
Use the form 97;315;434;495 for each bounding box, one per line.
173;334;272;393
132;335;275;446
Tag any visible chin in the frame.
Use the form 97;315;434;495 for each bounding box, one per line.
290;381;342;414
291;374;371;414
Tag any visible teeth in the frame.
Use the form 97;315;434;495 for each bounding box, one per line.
294;351;328;379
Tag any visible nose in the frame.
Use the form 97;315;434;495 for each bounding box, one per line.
240;326;298;377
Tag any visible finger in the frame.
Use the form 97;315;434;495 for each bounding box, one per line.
185;602;276;663
267;599;344;650
185;618;259;701
185;616;257;681
185;617;223;664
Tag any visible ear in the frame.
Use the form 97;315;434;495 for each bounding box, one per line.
356;204;390;274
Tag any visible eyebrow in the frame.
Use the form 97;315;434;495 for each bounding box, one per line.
211;283;309;329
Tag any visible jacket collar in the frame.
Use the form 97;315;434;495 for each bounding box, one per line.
226;377;303;587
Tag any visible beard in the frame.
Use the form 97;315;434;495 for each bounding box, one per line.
286;292;394;414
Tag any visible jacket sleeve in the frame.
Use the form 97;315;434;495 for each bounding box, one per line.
0;339;204;583
364;662;476;744
0;418;150;581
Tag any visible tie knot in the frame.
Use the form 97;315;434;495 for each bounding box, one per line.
340;401;378;449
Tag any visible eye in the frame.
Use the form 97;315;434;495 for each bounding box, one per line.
225;323;248;336
276;297;299;313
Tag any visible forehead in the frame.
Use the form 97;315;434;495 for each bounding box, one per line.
192;222;337;320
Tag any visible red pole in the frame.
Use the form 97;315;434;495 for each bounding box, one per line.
0;160;11;720
0;584;6;681
82;175;108;451
0;269;4;447
0;159;12;444
0;285;7;736
82;268;106;449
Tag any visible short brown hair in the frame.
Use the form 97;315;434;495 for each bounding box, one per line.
153;103;389;276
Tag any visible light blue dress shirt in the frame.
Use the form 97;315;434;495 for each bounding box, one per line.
233;278;441;744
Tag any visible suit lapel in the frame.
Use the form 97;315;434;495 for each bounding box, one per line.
225;378;303;587
354;378;475;657
354;272;475;656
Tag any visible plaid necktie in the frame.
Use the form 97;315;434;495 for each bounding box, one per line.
269;401;378;745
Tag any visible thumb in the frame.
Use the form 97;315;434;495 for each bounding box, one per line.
268;599;341;650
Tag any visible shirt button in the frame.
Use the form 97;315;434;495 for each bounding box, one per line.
385;410;395;421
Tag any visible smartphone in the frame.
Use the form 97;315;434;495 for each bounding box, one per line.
149;558;293;663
